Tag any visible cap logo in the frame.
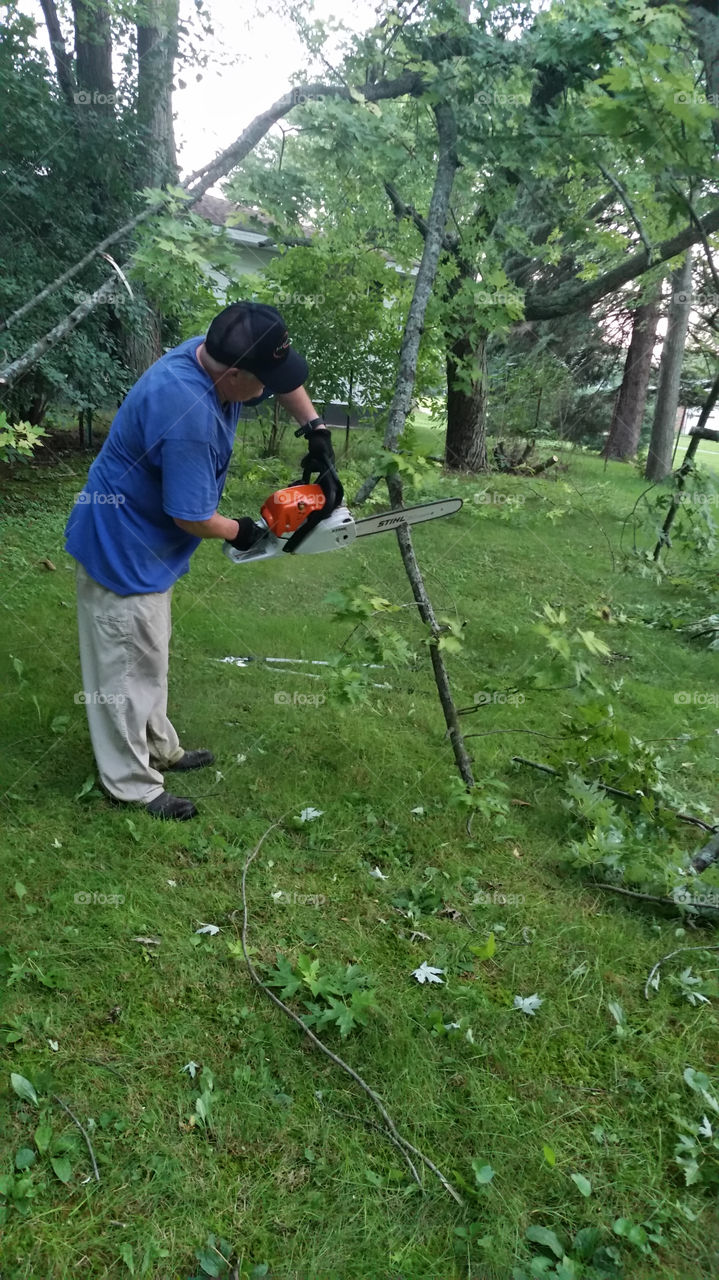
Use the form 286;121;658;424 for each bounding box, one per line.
273;331;290;359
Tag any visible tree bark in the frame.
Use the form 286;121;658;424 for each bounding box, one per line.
686;1;719;149
72;0;114;111
132;0;179;372
39;0;76;108
645;250;692;481
603;286;661;461
136;0;179;188
445;330;489;471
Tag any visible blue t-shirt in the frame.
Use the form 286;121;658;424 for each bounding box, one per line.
65;336;272;595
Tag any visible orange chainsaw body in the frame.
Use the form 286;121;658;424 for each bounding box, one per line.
260;484;326;537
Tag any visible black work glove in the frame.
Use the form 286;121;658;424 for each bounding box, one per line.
300;428;344;515
229;516;265;550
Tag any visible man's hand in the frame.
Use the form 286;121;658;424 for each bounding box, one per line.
229;517;265;550
301;427;344;514
303;425;335;474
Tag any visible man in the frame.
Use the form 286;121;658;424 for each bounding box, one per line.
65;301;339;820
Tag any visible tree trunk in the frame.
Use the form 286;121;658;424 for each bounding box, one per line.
604;286;661;461
72;0;114;111
39;0;76;108
445;331;489;471
687;2;719;149
136;0;179;188
645;250;692;481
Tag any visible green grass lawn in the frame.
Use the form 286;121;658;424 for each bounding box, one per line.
674;435;719;472
1;424;719;1280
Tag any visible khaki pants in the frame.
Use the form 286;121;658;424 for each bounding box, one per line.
75;563;185;803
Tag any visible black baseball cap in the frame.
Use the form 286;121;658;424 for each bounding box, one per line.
204;302;308;392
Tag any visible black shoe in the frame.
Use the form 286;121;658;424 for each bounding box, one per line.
165;749;215;773
145;791;198;821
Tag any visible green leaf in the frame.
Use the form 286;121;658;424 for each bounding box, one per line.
576;629;611;657
526;1224;563;1257
10;1073;38;1105
542;1144;556;1166
14;1148;35;1170
14;881;27;900
573;1226;604;1259
50;1156;72;1183
570;1172;592;1197
470;932;496;960
120;1242;135;1274
471;1159;495;1185
74;775;96;801
437;633;463;653
34;1123;52;1154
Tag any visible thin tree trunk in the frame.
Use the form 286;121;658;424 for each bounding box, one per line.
374;104;474;787
39;0;76;107
645;251;692;481
604;286;661;461
687;2;719;149
445;331;489;471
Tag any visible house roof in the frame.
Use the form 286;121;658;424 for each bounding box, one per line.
192;194;315;242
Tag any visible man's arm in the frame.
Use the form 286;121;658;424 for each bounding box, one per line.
174;514;240;539
276;386;327;428
172;388;326;539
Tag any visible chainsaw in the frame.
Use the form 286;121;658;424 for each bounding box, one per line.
222;481;463;565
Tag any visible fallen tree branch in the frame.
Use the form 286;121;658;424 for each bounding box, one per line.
594;882;719;914
236;818;463;1205
0;73;431;388
644;944;719;1001
524;204;719;320
511;756;716;832
691;828;719;873
52;1094;100;1182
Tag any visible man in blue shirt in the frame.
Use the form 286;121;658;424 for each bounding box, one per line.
65;302;337;820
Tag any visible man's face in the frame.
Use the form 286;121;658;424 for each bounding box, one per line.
216;367;265;403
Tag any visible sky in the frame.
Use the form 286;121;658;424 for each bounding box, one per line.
174;0;379;179
25;0;380;182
